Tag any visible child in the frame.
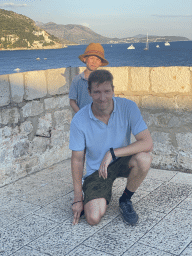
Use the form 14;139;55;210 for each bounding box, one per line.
69;43;109;112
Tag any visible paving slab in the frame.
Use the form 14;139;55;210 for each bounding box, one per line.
0;162;192;256
122;243;173;256
139;207;192;255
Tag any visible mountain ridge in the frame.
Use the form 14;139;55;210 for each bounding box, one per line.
38;21;190;45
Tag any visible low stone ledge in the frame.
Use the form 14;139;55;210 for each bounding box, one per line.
131;67;150;92
47;68;70;95
24;71;47;100
151;66;190;93
0;75;10;107
9;73;24;103
100;66;129;92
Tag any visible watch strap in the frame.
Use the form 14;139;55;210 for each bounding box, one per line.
110;147;116;161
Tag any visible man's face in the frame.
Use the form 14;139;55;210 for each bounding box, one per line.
83;56;102;71
89;81;114;111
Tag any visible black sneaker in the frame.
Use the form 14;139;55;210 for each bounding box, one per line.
119;198;138;225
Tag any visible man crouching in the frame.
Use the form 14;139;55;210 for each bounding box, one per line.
69;69;153;226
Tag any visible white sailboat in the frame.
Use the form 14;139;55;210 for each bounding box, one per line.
144;33;149;50
165;41;170;46
127;44;135;50
156;44;160;48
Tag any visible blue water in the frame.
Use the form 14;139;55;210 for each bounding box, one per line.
0;41;191;75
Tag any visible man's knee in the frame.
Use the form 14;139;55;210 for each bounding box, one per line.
84;198;107;226
86;213;101;226
130;152;152;174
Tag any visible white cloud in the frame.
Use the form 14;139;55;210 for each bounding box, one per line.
0;3;28;8
152;15;192;18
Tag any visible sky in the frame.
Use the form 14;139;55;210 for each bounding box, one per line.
0;0;192;39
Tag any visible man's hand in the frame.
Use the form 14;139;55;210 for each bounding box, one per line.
72;201;84;225
98;151;112;179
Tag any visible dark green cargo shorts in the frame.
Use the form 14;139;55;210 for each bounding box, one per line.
82;155;132;205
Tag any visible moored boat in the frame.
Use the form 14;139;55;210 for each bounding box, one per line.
165;41;170;46
127;44;135;50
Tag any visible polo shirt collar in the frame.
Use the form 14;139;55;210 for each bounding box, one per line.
80;71;87;81
89;97;116;120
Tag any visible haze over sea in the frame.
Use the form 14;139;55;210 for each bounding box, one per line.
0;41;191;75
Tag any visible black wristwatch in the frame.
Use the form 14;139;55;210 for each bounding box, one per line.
110;147;117;161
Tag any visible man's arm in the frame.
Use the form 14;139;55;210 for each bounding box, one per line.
70;99;80;113
114;129;153;157
71;150;85;224
99;129;153;179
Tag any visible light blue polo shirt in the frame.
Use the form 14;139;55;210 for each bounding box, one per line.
69;97;147;178
69;72;93;109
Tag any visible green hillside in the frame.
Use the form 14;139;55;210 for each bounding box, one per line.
0;9;60;49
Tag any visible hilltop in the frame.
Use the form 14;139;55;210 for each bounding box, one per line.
0;9;64;50
37;22;111;44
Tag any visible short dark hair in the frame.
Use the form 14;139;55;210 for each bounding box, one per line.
88;70;114;92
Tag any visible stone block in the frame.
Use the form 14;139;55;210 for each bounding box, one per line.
29;137;50;155
25;71;47;100
2;126;12;137
131;67;150;91
151;131;173;154
118;95;140;106
177;151;192;170
151;66;190;93
36;113;52;136
151;153;178;170
9;73;24;103
54;109;72;129
151;131;178;170
141;96;176;109
100;67;129;92
22;101;44;117
179;112;192;127
47;68;70;95
1;107;20;125
51;130;65;148
167;116;183;128
140;111;155;127
13;139;29;159
0;75;10;107
44;95;69;110
147;112;183;129
20;121;33;136
176;96;192;111
176;133;192;152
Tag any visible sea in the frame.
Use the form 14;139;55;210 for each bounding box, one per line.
0;41;191;75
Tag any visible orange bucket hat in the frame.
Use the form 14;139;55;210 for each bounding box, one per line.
78;43;109;66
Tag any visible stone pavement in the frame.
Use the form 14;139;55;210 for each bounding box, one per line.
1;159;192;256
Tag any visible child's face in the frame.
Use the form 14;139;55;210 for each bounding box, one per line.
84;56;102;71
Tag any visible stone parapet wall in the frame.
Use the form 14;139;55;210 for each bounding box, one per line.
0;66;192;186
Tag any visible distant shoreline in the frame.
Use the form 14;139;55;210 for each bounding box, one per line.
0;40;190;52
0;44;79;51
